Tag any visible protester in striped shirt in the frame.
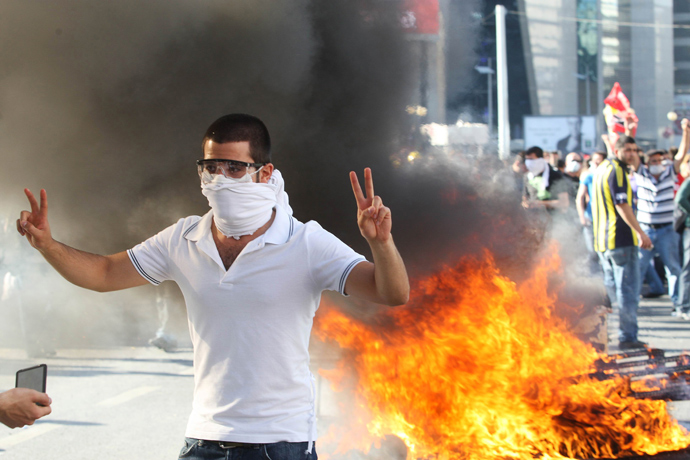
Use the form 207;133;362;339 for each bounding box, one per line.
634;118;690;315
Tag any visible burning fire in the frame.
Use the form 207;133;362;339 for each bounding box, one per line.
313;251;690;459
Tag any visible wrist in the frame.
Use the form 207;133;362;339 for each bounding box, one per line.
366;234;393;249
38;237;58;254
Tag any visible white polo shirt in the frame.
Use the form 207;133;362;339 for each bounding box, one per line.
127;205;366;443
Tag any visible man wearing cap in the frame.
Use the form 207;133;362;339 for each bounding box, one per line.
634;119;690;315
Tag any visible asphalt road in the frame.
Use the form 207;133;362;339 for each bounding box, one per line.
0;346;195;459
613;296;690;429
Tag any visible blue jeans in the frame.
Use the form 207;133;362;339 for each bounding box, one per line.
178;438;317;460
644;260;665;295
638;224;681;306
679;228;690;312
598;246;640;342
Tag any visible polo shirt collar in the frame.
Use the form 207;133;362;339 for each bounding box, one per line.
184;211;213;242
183;206;293;245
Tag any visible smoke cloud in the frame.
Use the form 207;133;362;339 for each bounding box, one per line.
0;0;412;347
0;1;552;348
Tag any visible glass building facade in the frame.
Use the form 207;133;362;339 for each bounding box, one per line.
517;0;673;147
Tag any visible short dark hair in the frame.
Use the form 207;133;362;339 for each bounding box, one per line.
202;114;271;163
614;135;636;152
592;151;607;159
644;149;665;164
525;146;544;158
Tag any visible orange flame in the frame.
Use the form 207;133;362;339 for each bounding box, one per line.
313;251;690;459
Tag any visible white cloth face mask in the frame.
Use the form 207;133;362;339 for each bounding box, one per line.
565;161;581;173
525;158;546;175
649;164;665;176
201;174;277;240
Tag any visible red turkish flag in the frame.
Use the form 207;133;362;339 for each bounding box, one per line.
604;82;631;113
603;82;637;141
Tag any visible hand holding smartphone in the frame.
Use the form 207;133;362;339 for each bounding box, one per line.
16;364;47;398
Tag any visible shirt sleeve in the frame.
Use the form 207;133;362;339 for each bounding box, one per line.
306;224;367;296
581;172;592;186
127;219;184;285
608;166;630;205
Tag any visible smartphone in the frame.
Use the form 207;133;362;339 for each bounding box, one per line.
15;364;47;393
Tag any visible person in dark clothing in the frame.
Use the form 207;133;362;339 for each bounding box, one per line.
675;177;690;319
522;146;569;212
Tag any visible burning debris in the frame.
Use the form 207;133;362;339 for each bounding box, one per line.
593;349;690;402
314;251;690;460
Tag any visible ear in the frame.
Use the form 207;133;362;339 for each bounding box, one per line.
259;163;275;184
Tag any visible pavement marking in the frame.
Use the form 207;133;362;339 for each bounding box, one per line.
0;424;61;449
97;386;160;407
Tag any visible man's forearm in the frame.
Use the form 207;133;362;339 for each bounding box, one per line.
368;236;409;306
38;240;115;292
527;199;561;209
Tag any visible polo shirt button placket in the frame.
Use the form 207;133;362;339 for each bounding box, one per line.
220;277;233;287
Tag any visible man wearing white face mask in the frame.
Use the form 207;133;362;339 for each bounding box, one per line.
521;146;569;211
634;121;690;315
15;113;410;460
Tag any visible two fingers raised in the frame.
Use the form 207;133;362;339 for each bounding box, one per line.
350;168;375;210
350;169;390;225
17;188;48;238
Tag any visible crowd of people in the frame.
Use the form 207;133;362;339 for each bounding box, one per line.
515;117;690;350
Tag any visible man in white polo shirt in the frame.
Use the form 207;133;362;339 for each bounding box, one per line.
15;114;410;460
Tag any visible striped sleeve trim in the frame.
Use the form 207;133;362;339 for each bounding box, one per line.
338;257;367;296
287;217;295;242
127;249;162;285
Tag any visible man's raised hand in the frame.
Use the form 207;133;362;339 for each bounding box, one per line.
17;188;53;250
350;168;392;244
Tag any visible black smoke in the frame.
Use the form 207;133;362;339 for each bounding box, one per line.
0;1;548;346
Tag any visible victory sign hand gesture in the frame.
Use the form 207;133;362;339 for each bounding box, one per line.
16;188;53;250
350;168;392;244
